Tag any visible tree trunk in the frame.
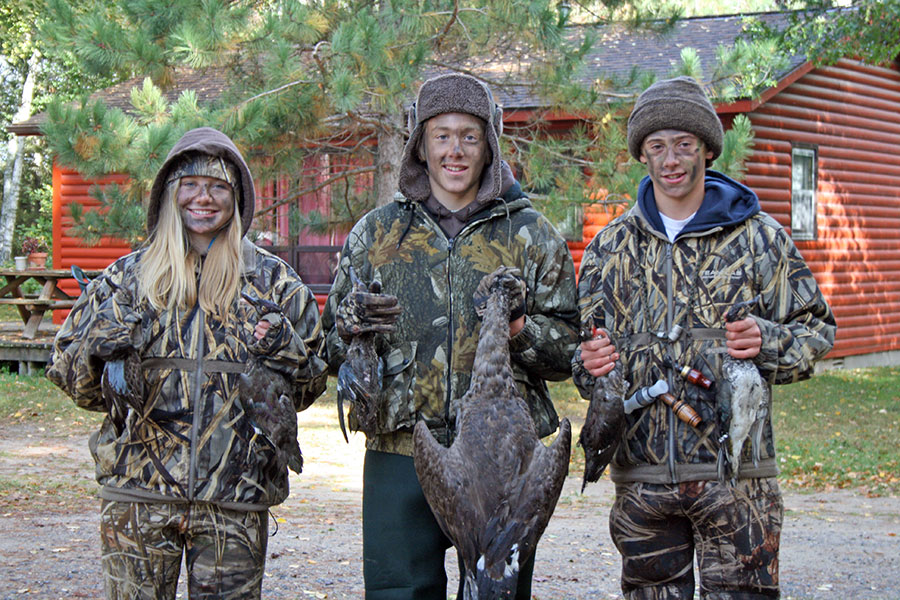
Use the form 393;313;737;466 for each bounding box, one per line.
0;49;39;264
374;112;405;208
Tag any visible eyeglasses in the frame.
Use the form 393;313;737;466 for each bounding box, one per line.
178;178;234;202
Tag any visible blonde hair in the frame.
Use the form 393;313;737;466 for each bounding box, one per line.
139;181;244;319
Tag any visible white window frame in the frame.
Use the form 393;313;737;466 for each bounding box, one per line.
790;145;818;241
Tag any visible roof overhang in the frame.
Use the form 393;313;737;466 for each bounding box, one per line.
715;61;814;114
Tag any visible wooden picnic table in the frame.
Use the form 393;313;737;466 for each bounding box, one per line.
0;268;102;339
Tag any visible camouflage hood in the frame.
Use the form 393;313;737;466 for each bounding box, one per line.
148;127;256;236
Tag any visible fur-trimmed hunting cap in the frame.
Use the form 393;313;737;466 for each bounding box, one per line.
148;127;255;236
627;76;724;163
399;73;504;203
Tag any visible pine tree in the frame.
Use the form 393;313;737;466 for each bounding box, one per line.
38;0;769;246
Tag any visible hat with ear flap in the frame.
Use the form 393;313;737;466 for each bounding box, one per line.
398;73;504;203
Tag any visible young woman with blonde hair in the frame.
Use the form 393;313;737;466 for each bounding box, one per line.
48;127;328;599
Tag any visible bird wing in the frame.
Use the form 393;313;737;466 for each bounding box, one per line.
515;418;572;553
474;418;571;582
413;421;482;566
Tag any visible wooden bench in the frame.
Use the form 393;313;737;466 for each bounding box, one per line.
0;299;77;308
0;268;101;340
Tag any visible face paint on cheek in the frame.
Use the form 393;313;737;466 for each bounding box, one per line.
646;154;664;178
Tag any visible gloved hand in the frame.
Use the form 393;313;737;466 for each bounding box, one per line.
473;266;526;322
336;276;401;344
86;283;143;361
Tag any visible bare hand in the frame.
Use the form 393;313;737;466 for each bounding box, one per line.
725;316;761;359
253;319;271;341
580;329;619;377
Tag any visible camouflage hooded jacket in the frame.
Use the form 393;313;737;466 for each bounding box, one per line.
322;192;580;457
46;129;328;510
573;171;836;484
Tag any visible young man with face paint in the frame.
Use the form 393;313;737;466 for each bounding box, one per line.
322;73;579;599
573;77;836;598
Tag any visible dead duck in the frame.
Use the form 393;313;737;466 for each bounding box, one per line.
414;266;571;599
578;328;626;492
239;293;303;475
335;266;384;442
717;296;768;483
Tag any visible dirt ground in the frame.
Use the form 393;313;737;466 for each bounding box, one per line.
1;412;898;600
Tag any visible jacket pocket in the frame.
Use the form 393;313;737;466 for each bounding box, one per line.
377;341;418;432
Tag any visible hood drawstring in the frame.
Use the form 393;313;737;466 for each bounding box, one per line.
397;203;416;250
504;199;512;242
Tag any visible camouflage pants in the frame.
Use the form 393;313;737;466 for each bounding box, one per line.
99;500;268;600
610;478;783;599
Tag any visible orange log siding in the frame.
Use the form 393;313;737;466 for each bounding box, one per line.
743;58;900;358
51;163;133;322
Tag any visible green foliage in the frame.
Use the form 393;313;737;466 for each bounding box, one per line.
42;97;139;177
710;37;790;102
12;183;53;256
68;184;148;248
40;0;257;84
713;114;755;181
746;1;900;68
36;0;777;244
41;76;219;245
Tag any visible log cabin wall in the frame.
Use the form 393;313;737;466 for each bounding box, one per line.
743;58;900;358
51;164;133;323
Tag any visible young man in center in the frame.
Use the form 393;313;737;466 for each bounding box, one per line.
322;73;580;599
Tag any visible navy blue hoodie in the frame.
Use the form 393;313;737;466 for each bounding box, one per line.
637;170;760;239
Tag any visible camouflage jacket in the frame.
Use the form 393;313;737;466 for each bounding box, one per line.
573;173;836;484
322;193;580;456
47;241;329;510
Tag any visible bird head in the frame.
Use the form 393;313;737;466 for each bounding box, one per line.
725;295;761;323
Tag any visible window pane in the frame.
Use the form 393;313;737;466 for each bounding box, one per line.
791;148;817;241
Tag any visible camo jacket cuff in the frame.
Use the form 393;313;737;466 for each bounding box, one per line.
508;315;539;354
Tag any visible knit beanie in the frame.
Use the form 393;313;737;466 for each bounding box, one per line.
627;76;724;164
398;73;503;203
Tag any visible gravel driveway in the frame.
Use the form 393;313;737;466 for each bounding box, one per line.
1;418;897;599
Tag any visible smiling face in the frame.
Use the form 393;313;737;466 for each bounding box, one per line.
640;130;713;219
421;112;490;211
176;175;236;249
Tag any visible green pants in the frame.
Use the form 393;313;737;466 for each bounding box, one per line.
99;500;268;600
363;449;535;600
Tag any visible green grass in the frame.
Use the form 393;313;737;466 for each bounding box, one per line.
2;366;898;496
0;368;103;431
772;367;900;496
